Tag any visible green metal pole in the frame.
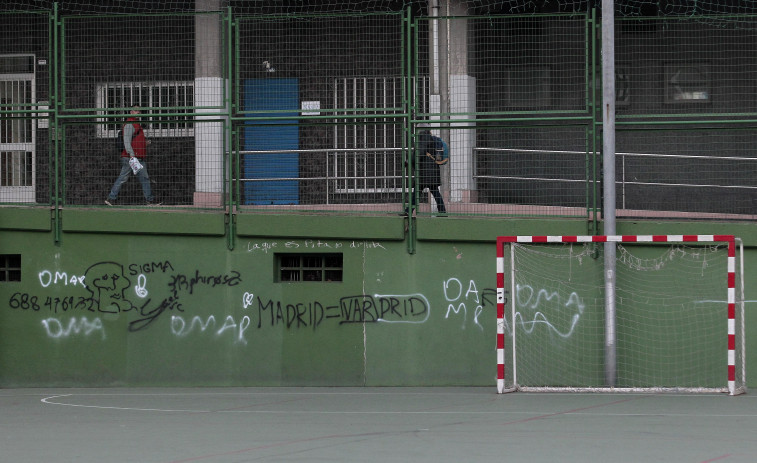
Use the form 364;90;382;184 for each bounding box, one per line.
226;7;235;251
52;2;61;244
405;6;416;254
590;8;599;235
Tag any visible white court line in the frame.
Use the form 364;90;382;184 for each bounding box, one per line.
40;394;757;417
30;390;757;397
41;395;212;413
33;390;492;396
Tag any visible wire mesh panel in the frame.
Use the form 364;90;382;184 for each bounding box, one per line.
413;13;593;217
238;120;405;211
235;13;404;116
235;12;406;213
4;0;757;220
61;13;212;112
616;15;757;117
616;127;757;217
63;120;226;208
468;14;590;116
57;11;227;209
466;125;592;216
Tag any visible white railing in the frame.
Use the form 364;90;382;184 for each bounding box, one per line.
473;147;757;212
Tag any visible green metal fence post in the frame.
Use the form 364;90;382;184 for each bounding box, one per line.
52;2;62;244
404;5;416;254
226;6;235;250
589;7;600;236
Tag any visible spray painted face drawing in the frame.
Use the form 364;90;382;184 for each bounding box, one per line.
84;262;133;313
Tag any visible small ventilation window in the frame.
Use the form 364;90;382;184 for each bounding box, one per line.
0;254;21;282
277;253;342;282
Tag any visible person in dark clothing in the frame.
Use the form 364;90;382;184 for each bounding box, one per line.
409;124;447;215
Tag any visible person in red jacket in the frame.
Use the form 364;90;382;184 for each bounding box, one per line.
105;105;160;206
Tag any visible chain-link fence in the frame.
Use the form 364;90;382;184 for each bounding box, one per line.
2;1;757;220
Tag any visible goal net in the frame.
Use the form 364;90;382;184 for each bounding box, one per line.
496;235;745;395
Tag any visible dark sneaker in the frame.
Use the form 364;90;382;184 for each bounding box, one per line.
104;198;116;206
146;200;162;206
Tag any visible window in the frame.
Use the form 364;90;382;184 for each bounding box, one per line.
96;81;194;138
330;76;416;195
277;253;343;282
0;254;21;281
0;54;36;202
664;63;711;104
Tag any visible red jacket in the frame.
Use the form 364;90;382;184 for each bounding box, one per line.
121;117;146;159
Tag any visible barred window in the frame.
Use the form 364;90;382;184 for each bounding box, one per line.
96;81;194;138
0;254;21;282
276;253;343;282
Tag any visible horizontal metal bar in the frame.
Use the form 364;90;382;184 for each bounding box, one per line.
240;148;403;155
240;176;401;182
618;180;757;190
475;147;757;162
474;175;586;184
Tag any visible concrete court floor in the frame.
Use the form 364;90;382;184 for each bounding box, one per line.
0;387;755;463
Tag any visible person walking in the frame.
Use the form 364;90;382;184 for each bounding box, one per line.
410;124;447;215
105;105;160;206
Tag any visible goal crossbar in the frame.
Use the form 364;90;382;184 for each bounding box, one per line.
496;234;745;395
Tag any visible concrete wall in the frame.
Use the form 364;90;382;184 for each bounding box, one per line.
0;208;754;388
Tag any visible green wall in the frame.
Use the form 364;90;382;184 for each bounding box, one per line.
0;208;754;388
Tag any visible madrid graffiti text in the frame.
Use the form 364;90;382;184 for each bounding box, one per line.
248;293;430;331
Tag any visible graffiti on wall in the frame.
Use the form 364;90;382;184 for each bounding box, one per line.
8;240;505;343
12;263;585;342
496;283;586;338
443;278;497;331
11;261;582;342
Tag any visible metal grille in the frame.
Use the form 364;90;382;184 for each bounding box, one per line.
96;81;195;137
0;59;35;201
330;77;409;195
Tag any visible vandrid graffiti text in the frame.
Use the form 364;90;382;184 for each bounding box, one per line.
250;293;429;330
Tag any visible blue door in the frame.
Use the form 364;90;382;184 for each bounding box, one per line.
242;79;299;205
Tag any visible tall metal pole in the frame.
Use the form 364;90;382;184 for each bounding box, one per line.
601;0;617;387
439;0;450;142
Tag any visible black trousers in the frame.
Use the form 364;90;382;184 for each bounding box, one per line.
408;185;446;214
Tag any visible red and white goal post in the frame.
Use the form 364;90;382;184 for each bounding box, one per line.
496;235;746;395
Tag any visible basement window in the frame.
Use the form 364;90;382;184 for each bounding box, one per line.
0;254;21;281
277;253;343;282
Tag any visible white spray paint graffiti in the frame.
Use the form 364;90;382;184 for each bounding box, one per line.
246;239;385;254
41;316;105;340
442;278;484;331
134;274;149;298
242;292;255;309
170;315;251;344
38;270;85;288
503;284;586;338
373;293;430;324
